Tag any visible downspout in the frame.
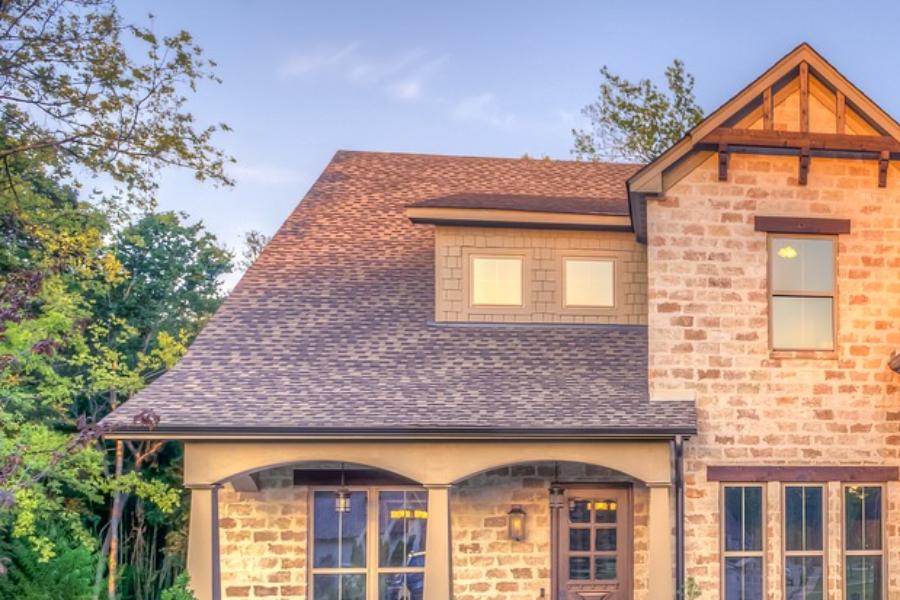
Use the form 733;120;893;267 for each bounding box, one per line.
674;435;685;599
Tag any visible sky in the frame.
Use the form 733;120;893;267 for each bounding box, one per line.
119;1;900;287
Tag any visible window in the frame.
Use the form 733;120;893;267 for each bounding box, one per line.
769;235;836;351
722;485;764;600
844;485;883;600
784;485;825;600
470;256;523;306
564;258;615;308
311;489;427;600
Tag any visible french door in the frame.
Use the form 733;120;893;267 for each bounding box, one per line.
555;486;632;600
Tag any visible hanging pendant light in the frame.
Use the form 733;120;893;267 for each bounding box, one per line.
336;463;351;513
549;462;564;509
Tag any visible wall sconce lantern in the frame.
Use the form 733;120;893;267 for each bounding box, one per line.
508;505;526;541
335;463;351;513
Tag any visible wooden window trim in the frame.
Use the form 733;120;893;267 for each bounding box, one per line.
462;248;532;314
559;252;624;314
767;233;838;353
707;466;900;483
842;483;887;600
782;484;827;599
308;486;427;600
720;484;766;600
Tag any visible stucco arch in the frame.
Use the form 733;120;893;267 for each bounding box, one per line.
183;439;673;487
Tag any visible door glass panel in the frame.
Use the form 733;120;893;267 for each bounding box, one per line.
379;573;424;600
379;491;427;568
569;528;590;551
724;557;763;600
314;491;367;568
594;499;617;524
569;500;590;523
786;556;824;600
846;556;882;600
313;574;367;600
595;528;616;552
594;557;617;580
569;556;591;580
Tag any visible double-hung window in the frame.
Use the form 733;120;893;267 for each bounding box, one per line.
769;235;836;351
311;488;427;600
722;485;764;600
784;485;825;599
844;485;884;600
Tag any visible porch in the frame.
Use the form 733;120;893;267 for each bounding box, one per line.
183;439;677;600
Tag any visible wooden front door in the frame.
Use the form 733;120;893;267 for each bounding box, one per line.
555;487;632;600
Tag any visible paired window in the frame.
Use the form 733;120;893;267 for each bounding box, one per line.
470;256;523;306
311;489;427;600
722;484;885;600
563;258;615;308
769;235;836;351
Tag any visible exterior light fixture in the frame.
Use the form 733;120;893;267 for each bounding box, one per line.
336;463;351;513
549;485;565;510
507;505;526;541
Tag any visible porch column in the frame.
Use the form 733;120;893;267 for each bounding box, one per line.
186;483;222;600
647;483;674;600
423;483;452;600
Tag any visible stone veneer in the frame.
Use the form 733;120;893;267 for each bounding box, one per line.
434;226;647;324
216;464;649;600
647;152;900;596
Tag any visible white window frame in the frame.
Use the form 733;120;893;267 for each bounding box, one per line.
782;483;827;599
721;483;766;600
843;483;886;600
562;256;617;309
308;486;427;600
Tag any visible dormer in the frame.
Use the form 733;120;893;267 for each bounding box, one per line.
406;191;647;325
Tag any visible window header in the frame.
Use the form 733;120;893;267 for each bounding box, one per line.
755;216;851;235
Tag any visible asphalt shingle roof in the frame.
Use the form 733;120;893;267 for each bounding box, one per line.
407;193;630;215
104;151;696;436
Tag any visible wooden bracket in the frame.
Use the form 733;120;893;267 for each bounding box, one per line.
717;144;730;182
762;87;773;130
836;90;846;134
879;150;890;188
799;62;810;133
799;147;810;185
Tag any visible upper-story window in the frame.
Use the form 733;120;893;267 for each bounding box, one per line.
769;235;836;351
470;255;523;306
564;258;615;308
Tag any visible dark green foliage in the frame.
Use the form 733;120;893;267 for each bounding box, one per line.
0;534;96;600
159;573;197;600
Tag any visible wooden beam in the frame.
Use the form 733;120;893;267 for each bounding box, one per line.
762;87;773;130
701;127;900;153
799;147;810;185
880;150;890;188
717;144;729;181
799;62;809;133
754;215;851;235
836;90;846;134
708;465;900;483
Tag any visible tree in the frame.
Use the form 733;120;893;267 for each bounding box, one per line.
572;59;704;163
238;229;270;271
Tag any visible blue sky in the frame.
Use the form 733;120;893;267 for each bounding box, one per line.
121;1;900;285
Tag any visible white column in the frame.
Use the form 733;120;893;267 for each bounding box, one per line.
186;484;221;600
648;483;674;600
423;484;452;600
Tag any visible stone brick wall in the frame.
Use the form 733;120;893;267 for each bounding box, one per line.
215;464;649;600
646;152;900;596
434;226;647;324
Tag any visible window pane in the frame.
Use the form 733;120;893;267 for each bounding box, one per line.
772;297;834;351
846;556;882;600
569;556;591;580
743;487;763;552
863;487;882;551
724;557;763;600
594;557;617;580
379;573;424;600
314;574;367;600
569;500;590;523
471;257;522;305
786;556;824;600
565;259;614;307
771;237;834;294
846;487;882;551
313;491;367;568
569;528;590;551
595;528;617;552
379;491;428;568
785;486;823;552
724;487;744;552
594;499;617;524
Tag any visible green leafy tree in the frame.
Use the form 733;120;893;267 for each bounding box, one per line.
572;59;704;162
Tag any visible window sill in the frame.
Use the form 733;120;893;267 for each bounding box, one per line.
769;350;838;361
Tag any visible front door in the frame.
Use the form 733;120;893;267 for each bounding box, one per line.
556;487;632;600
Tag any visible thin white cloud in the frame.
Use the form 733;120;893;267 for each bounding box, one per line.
388;80;423;100
277;42;360;80
452;93;516;129
230;163;306;187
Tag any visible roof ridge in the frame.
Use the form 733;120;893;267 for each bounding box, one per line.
334;148;645;168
